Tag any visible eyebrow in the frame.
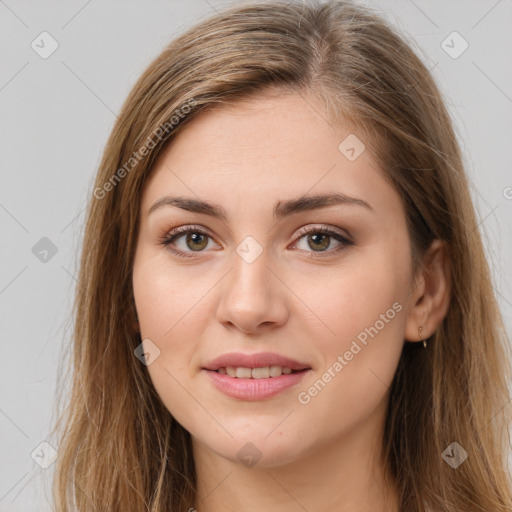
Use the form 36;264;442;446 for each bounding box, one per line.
148;192;374;220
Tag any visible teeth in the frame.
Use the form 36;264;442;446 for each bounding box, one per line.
220;366;295;378
251;366;269;379
269;365;282;377
235;367;252;378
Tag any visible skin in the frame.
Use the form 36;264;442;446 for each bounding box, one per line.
132;91;451;512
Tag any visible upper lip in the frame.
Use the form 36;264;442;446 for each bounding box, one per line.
203;352;311;371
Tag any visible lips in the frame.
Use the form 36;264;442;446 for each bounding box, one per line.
203;351;311;372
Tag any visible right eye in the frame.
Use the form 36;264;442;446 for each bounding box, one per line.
159;225;220;258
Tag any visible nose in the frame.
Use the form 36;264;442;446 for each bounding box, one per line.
215;249;289;334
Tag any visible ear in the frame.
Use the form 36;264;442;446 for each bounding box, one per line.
404;239;451;343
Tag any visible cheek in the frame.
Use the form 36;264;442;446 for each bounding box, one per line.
296;245;409;397
132;250;209;423
303;268;407;423
132;248;205;377
295;248;408;350
133;245;206;340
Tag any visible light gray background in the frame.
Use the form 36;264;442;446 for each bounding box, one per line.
1;1;511;510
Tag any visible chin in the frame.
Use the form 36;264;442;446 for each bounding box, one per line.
205;434;306;469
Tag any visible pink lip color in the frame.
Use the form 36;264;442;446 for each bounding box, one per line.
203;369;310;400
204;351;310;372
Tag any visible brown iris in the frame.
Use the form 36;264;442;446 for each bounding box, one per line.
307;233;330;251
186;232;209;251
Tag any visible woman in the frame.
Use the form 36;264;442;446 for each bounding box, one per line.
50;1;512;511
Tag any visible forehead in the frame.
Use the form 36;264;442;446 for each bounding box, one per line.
140;93;400;222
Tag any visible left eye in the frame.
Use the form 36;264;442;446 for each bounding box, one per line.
160;224;353;258
292;225;353;256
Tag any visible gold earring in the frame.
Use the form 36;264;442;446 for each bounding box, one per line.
418;325;426;348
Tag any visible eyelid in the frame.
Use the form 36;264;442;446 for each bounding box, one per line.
293;224;352;243
159;223;353;258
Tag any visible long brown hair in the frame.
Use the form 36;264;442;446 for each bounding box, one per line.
50;1;512;510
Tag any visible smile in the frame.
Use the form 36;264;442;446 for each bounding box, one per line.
203;368;310;400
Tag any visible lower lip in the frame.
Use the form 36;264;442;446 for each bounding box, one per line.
203;369;310;400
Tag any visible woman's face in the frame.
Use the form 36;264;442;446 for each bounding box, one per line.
132;92;416;467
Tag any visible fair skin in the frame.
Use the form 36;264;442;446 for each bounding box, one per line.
132;91;450;512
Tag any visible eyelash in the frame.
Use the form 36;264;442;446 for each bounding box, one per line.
159;224;354;259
